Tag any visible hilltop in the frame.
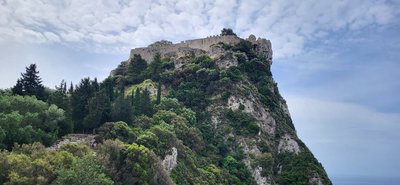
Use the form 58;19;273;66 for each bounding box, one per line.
0;29;331;185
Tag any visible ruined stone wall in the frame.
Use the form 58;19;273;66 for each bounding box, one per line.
129;35;241;62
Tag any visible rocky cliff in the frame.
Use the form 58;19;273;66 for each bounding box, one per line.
110;33;331;185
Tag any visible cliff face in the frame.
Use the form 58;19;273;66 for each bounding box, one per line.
112;34;331;185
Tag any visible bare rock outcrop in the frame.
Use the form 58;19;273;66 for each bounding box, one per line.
162;147;178;173
278;134;300;154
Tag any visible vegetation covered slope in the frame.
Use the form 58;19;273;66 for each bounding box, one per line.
0;30;331;185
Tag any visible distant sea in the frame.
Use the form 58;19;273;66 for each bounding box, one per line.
332;176;400;185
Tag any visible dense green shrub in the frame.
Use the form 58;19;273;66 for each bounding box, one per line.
225;109;259;136
0;95;69;149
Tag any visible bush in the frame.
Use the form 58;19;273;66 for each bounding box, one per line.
225;109;259;136
0;95;69;149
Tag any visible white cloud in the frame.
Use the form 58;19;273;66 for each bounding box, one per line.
0;0;398;58
43;32;60;42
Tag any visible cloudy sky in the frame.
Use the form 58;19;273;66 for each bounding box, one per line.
1;0;399;181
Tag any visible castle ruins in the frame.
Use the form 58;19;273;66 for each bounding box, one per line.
129;35;241;62
110;34;273;76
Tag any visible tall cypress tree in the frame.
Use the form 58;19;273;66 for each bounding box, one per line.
156;82;161;105
132;89;141;116
68;82;74;94
141;89;153;116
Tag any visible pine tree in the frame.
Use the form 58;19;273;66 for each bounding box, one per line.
125;54;148;84
22;64;45;99
11;79;24;96
12;64;46;100
148;53;162;81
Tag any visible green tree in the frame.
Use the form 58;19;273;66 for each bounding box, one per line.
125;54;148;84
83;91;111;133
110;95;133;124
11;79;23;96
97;140;172;185
0;95;67;149
47;80;73;136
68;82;74;94
52;155;114;185
97;122;137;143
11;64;46;100
140;89;153;116
156;82;161;105
148;53;162;81
48;80;69;113
220;28;237;36
70;78;97;132
100;77;116;102
132;89;141;116
148;40;173;48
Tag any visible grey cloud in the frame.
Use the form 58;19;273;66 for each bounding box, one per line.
0;0;397;58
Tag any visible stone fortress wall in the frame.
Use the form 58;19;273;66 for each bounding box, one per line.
129;35;241;62
111;34;272;76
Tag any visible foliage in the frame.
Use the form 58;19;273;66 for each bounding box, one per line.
97;140;173;185
0;95;68;149
233;40;256;59
275;151;331;185
52;155;114;185
1;47;333;185
147;52;163;81
124;79;156;96
70;77;98;132
97;122;137;143
11;64;47;101
125;54;148;85
0;143;74;185
220;28;237;36
47;80;73;136
140;89;154;116
225;109;259;136
148;40;173;48
83;90;111;132
222;155;255;185
110;95;133;124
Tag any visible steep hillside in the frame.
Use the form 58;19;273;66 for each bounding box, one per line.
109;33;331;185
0;31;331;185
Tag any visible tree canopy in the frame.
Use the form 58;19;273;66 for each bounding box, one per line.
11;64;46;100
220;28;237;36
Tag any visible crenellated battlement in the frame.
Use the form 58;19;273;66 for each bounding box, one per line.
129;35;241;62
111;34;273;76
